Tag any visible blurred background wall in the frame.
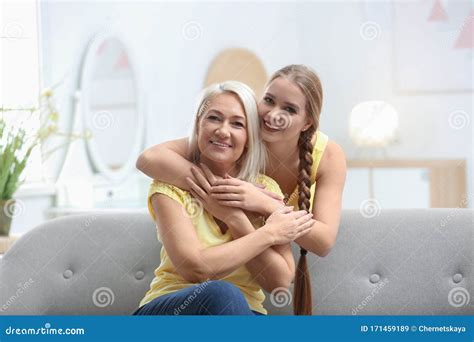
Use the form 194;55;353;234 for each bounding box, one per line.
1;0;472;236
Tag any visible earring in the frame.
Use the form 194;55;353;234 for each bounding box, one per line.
302;123;312;132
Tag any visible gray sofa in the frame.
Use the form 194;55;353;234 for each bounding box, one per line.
0;209;472;315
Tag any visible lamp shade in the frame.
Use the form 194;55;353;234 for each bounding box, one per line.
349;100;399;147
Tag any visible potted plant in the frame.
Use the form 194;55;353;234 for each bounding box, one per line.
0;88;85;236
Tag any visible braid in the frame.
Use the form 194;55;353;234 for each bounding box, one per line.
297;129;315;212
293;127;316;316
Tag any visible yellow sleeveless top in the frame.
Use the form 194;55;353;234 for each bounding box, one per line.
285;130;329;211
139;174;283;315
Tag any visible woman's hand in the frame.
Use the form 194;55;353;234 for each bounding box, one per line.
210;175;284;214
186;165;244;224
262;206;315;245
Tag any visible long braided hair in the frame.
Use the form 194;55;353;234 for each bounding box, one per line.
267;65;323;315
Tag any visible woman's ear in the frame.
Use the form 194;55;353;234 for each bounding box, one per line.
301;115;313;132
302;121;313;132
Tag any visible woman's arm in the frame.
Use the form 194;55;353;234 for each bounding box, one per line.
294;141;347;257
136;138;193;190
151;193;273;283
189;165;309;292
151;194;312;284
225;212;295;292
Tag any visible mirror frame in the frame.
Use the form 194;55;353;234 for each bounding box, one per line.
79;31;144;182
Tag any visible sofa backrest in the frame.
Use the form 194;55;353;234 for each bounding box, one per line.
0;209;472;315
265;209;473;315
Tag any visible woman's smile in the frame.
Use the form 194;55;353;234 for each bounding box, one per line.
262;118;282;132
209;139;233;148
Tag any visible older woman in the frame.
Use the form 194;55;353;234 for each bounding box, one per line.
133;81;314;316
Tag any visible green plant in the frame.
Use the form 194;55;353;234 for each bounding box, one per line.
0;115;34;199
0;88;86;200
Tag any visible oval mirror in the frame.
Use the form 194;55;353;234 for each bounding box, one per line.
80;32;144;181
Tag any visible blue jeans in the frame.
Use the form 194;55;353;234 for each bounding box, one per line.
133;280;264;315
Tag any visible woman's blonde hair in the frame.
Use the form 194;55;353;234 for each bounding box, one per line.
188;81;266;183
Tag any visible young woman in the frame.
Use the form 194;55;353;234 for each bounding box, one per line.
136;65;347;315
133;81;315;316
